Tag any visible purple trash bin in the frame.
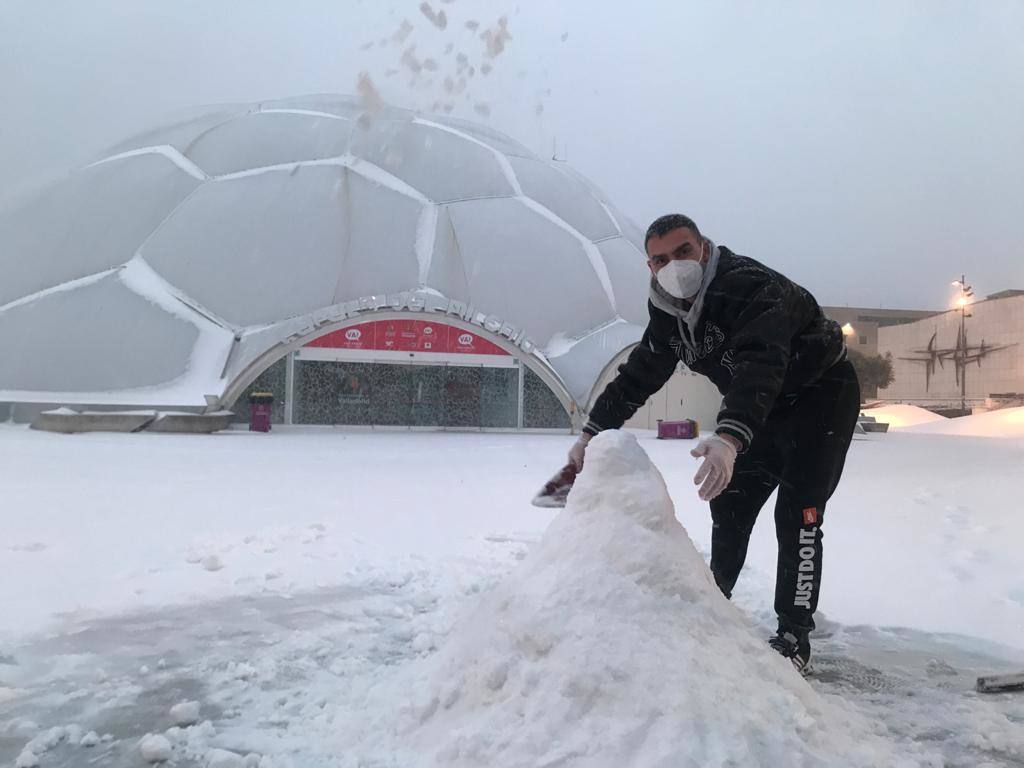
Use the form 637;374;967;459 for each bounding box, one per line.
248;392;274;432
656;419;699;439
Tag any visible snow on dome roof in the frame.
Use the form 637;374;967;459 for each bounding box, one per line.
0;94;650;411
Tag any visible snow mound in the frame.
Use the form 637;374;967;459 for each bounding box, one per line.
169;700;201;726
138;732;172;762
901;406;1024;438
369;430;925;767
861;404;947;429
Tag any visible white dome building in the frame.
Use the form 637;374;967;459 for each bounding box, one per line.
0;94;655;430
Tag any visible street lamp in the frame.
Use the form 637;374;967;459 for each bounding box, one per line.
952;275;974;414
841;322;855;337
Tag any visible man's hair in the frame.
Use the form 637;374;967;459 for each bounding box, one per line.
644;213;701;250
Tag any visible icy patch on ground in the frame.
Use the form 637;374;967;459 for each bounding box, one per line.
346;431;932;766
2;566;1022;767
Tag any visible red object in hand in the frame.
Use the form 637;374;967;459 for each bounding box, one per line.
531;463;578;508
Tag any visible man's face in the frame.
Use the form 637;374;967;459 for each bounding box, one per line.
646;227;705;277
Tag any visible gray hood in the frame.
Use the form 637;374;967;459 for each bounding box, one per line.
648;240;720;349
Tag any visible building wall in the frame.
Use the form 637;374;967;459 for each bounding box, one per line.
623;369;724;433
590;352;724;433
877;295;1024;406
822;306;936;357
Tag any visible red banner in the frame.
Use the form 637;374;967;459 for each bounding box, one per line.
307;324;375;350
448;326;506;355
306;320;508;356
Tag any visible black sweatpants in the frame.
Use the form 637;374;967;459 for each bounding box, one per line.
709;360;860;635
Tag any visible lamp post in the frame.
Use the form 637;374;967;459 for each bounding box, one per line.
951;275;974;415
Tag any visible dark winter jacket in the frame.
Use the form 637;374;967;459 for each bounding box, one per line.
585;247;848;451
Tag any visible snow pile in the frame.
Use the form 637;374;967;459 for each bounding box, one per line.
138;733;172;762
13;725;90;767
363;431;926;767
169;700;202;727
900;406;1024;438
861;404;947;429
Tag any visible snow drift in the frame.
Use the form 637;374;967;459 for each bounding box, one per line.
900;406;1024;438
861;404;947;429
361;430;924;767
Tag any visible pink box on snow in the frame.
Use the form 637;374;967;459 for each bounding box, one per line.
656;419;699;439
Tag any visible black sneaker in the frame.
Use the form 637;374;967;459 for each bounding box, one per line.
769;630;812;675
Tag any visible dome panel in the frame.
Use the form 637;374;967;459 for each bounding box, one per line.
548;162;613;205
141;165;349;327
0;273;198;392
448;198;616;346
547;320;646;407
0;93;649;412
260;93;362;117
0;154;200;307
508;156;619;241
596;237;651;327
259;94;414;122
425;206;470;302
350;120;515;203
99;106;245;159
607;204;646;250
424;115;534;158
332;170;422;301
186;112;352;177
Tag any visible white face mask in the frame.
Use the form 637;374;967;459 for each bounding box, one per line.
656;258;704;299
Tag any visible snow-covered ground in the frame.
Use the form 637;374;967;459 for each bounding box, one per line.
1;423;1023;766
861;403;948;429
901;406;1024;438
864;403;1024;438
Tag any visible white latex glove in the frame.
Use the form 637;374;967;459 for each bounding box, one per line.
690;434;739;501
568;432;593;471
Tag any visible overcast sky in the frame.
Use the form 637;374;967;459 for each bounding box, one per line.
2;0;1021;309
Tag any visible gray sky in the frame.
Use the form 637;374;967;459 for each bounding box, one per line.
2;0;1021;310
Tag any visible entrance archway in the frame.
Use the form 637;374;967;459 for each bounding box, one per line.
223;312;579;431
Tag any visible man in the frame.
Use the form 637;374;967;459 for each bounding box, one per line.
568;213;860;673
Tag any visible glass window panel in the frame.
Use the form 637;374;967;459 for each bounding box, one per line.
523;366;570;429
369;364;412;426
333;363;375;425
231;356;287;424
443;366;482;428
408;365;445;427
294;359;338;425
284;360;548;429
480;366;518;428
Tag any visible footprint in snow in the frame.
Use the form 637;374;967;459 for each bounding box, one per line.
9;542;47;552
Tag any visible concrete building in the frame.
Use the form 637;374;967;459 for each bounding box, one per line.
877;291;1024;411
821;306;937;357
